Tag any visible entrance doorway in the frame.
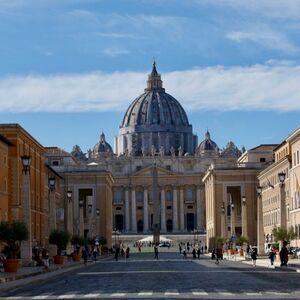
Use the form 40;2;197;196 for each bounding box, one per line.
137;220;143;232
186;213;195;231
115;215;124;232
166;220;173;232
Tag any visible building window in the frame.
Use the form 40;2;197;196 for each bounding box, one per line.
260;157;266;162
52;160;59;166
185;188;194;202
166;190;173;202
167;205;172;210
297;151;300;165
114;191;124;204
136;190;143;202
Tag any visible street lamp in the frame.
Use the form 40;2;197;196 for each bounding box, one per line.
48;177;55;191
79;200;83;207
278;172;286;184
221;203;225;238
67;189;72;202
88;204;92;214
256;185;264;254
241;196;247;238
20;155;32;262
21;155;31;174
96;208;100;216
278;172;287;230
242;196;246;206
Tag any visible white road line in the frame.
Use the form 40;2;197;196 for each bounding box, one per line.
245;292;262;296
138;291;153;296
32;296;50;300
192;291;209;296
266;291;291;296
110;293;126;297
57;294;76;299
218;292;234;296
6;297;23;300
83;293;101;298
165;290;179;296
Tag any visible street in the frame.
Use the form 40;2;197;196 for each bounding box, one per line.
1;250;299;299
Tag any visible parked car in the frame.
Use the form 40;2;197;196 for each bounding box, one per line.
159;242;170;247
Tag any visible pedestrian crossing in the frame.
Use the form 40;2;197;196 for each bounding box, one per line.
2;290;299;299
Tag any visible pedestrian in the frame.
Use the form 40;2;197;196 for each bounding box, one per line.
197;247;201;259
121;247;125;257
205;245;207;253
82;247;88;266
268;247;276;266
115;246;120;261
279;241;289;266
251;247;258;267
183;248;187;259
126;246;130;258
179;244;182;254
192;247;196;259
154;245;159;259
93;248;97;261
201;246;204;253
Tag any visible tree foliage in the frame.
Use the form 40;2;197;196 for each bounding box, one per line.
236;236;249;246
272;226;297;243
49;229;70;255
0;221;29;258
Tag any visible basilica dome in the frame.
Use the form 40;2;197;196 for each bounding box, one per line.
196;130;219;157
116;62;197;156
92;132;114;159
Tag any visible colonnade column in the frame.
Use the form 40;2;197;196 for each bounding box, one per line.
143;188;149;232
179;187;185;231
173;187;178;231
131;188;137;232
161;188;166;232
196;185;201;230
125;188;130;232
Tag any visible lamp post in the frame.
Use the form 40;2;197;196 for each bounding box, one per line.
221;203;226;238
48;177;57;256
88;203;93;238
78;200;84;236
96;208;100;238
230;202;235;238
278;172;287;230
20;155;32;263
66;189;73;236
256;186;264;254
241;196;247;238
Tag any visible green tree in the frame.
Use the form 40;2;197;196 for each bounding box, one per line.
236;236;249;246
272;226;297;243
0;221;29;258
49;229;71;256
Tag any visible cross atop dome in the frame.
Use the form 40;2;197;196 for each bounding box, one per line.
145;61;164;91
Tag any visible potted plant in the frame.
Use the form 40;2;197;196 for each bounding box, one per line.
0;221;29;272
49;229;70;265
71;235;84;261
236;236;249;256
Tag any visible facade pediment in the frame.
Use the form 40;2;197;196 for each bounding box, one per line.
132;165;177;177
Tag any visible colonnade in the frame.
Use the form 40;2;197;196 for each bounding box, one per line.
119;185;203;233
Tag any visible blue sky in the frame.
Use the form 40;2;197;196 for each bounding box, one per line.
0;0;300;153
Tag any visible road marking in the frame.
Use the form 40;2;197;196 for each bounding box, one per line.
192;291;209;296
83;293;101;298
6;297;23;300
245;292;262;296
165;290;179;296
110;293;126;297
266;291;291;296
57;294;76;299
217;291;234;296
138;291;153;296
32;296;50;299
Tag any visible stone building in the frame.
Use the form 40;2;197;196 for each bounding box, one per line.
202;145;277;250
46;63;243;244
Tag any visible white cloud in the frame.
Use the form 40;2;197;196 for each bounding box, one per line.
226;30;297;53
1;62;300;113
102;47;130;57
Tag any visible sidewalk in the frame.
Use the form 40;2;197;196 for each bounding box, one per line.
0;255;113;292
222;252;300;271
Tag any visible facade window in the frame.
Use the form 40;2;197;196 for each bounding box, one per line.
52;160;59;166
166;190;173;201
114;191;124;203
297;151;299;165
185;188;194;202
260;157;266;162
136;190;143;202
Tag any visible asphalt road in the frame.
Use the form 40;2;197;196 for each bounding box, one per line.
1;251;299;299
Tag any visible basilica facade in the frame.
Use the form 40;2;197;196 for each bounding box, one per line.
45;63;243;244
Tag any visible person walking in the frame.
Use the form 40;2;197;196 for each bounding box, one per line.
192;247;196;259
126;246;130;259
183;248;187;259
279;241;289;266
197;247;201;259
154;245;159;259
251;247;258;267
179;244;182;254
115;246;120;261
82;247;88;266
268;247;276;266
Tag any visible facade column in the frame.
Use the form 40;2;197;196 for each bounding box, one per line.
131;188;137;232
196;186;201;230
230;202;236;237
242;197;248;238
143;187;149;232
179;187;185;231
161;188;166;232
172;187;178;231
79;202;84;237
125;187;130;232
257;193;264;255
20;169;32;263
